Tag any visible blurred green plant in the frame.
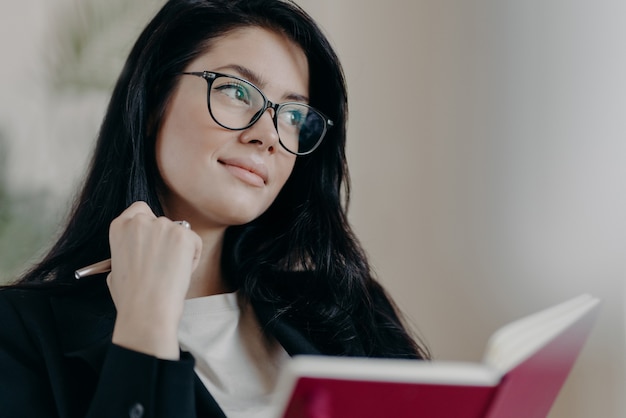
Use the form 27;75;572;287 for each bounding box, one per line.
0;133;59;284
46;0;163;92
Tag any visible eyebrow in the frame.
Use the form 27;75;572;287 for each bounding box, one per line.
212;64;309;103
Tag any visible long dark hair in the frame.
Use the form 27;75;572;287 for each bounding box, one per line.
16;0;429;359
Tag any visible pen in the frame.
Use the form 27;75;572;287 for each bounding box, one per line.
75;259;112;279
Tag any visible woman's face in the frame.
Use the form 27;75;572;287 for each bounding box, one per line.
156;26;307;230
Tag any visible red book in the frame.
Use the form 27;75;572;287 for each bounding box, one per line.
272;294;600;418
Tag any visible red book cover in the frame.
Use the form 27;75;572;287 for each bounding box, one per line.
483;302;599;418
272;294;600;418
281;376;496;418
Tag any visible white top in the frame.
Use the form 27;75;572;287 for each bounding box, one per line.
177;292;289;418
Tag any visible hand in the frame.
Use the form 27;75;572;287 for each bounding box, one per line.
107;201;202;359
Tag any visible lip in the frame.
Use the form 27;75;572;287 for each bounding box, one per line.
219;156;269;187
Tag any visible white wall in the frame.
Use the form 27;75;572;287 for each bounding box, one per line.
299;1;626;417
1;1;624;417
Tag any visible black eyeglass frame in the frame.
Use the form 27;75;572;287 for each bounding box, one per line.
181;71;334;156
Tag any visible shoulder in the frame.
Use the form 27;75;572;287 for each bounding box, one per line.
0;285;56;325
0;279;115;372
0;279;113;338
0;281;85;316
0;286;62;372
0;285;62;345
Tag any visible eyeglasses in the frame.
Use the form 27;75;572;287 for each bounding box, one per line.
181;71;333;156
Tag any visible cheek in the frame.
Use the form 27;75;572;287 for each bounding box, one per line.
157;83;217;161
156;102;218;183
156;126;195;187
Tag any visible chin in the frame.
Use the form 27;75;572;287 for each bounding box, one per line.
193;191;275;227
216;205;269;227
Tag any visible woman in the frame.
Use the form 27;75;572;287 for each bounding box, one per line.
0;0;429;417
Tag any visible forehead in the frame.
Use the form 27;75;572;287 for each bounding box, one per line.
188;26;310;98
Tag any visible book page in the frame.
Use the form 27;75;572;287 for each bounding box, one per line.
482;294;599;372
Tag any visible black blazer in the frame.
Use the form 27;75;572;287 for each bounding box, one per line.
0;279;322;418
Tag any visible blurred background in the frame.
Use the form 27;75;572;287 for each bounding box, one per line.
1;1;624;417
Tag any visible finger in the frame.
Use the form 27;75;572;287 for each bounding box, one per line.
156;217;201;265
110;202;158;234
175;220;191;230
105;272;113;292
121;201;157;219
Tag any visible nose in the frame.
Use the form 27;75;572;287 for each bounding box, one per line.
239;107;280;153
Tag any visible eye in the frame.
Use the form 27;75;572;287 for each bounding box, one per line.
215;82;252;105
281;107;306;128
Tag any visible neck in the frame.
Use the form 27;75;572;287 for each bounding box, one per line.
185;228;233;299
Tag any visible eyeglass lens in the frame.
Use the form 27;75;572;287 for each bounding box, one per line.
208;75;326;155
